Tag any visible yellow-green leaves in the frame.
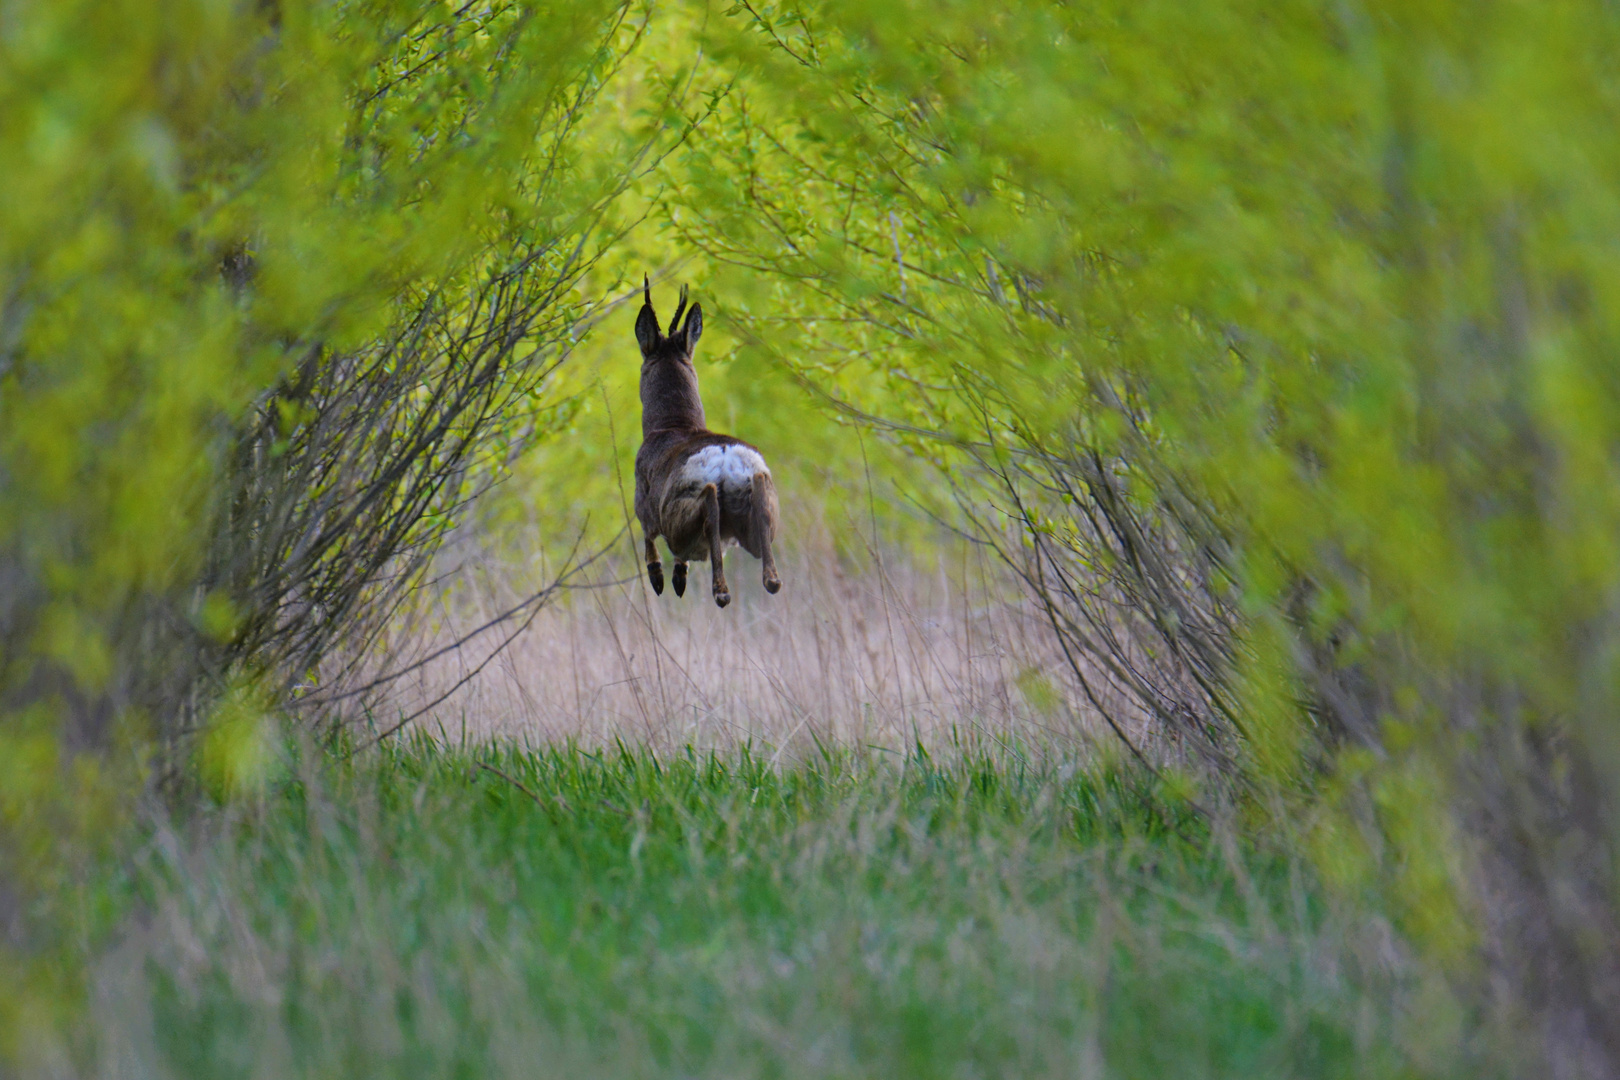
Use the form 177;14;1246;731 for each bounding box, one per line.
2;0;649;1062
662;2;1620;1048
199;683;284;802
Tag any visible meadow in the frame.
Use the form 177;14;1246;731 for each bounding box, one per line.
355;533;1079;751
86;738;1482;1080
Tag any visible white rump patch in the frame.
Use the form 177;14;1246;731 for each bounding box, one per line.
679;444;769;491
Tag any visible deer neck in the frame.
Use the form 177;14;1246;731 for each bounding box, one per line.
640;362;707;436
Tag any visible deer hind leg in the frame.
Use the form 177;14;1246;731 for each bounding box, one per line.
760;534;781;595
644;532;664;596
672;560;687;597
703;482;730;608
753;470;781;595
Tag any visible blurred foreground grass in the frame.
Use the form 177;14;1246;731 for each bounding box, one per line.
78;741;1491;1079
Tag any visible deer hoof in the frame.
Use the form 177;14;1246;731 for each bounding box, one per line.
764;575;781;595
714;588;731;609
648;561;664;595
672;562;687;597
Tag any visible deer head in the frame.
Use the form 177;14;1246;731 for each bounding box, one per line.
635;276;706;437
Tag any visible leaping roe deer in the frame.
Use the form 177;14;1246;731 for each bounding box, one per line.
634;277;781;608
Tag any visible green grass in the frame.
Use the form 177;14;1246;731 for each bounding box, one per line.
86;739;1484;1079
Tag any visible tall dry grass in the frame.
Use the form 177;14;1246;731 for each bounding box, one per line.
334;524;1139;758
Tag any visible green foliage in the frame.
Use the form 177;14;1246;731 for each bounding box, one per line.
85;741;1481;1079
196;682;282;801
473;0;954;563
650;0;1620;1066
0;0;659;1059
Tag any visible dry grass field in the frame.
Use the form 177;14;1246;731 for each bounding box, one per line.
350;535;1130;758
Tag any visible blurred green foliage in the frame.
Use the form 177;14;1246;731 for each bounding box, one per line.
0;0;661;1061
646;0;1620;1066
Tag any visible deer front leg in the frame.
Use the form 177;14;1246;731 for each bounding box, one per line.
644;532;664;595
703;483;730;608
672;560;687;597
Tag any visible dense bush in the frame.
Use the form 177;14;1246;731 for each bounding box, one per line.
0;0;679;1054
665;2;1620;1074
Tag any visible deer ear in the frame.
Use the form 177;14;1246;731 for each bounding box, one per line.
635;275;660;353
683;304;703;350
635;305;660;353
